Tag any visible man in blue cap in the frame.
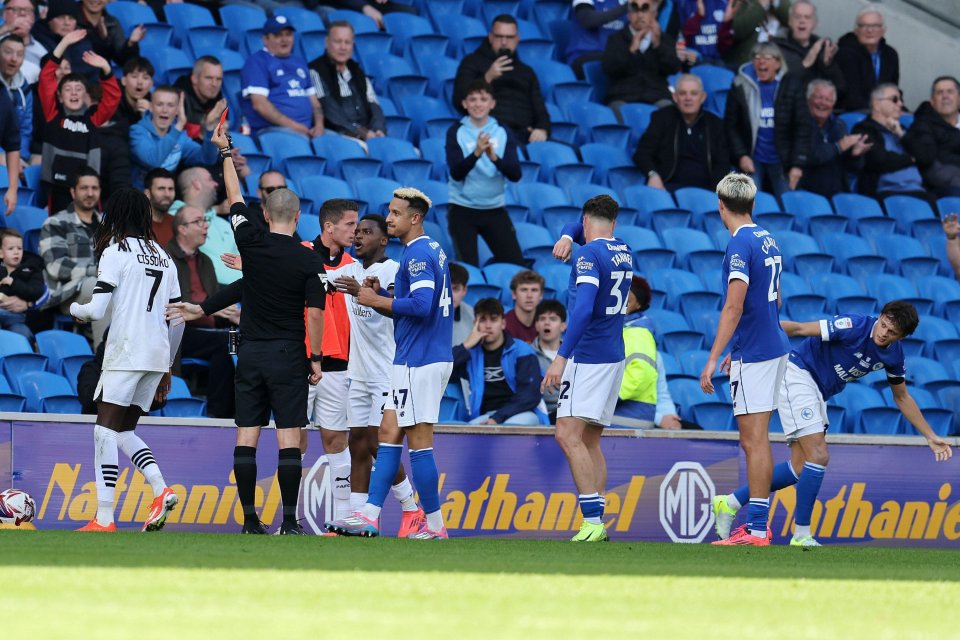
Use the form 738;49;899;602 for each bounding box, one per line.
241;14;324;139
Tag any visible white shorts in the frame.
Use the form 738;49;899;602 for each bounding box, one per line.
730;354;788;416
95;370;165;413
307;369;348;430
777;361;829;441
389;362;453;428
347;379;391;428
555;358;625;427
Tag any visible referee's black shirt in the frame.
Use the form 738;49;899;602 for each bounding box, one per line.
230;202;326;343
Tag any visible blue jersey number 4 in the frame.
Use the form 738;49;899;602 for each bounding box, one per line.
439;274;452;317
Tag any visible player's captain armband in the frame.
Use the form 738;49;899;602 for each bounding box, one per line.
230;214;248;230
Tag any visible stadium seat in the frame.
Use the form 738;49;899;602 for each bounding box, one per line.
673;187;719;220
618;103;657;144
648;268;705;310
18;371;77;413
300;176;354;206
691;65;735;94
579;143;634;186
784;294;828;320
775;230;834;279
831;193;884;225
434;14;486;56
568;184;621;208
884;196;937;234
515;183;571;215
383;13;434;54
326;9;380;34
368;138;432;182
819;232;887;282
482;263;526;299
162;398;209;418
857;407;904;435
809;273;869;313
524;141;590;183
35;330;93;375
109;2;160;35
0;375;25;412
780;190;833;223
356;177;402;214
905;356;951;387
0;330;48;394
564;101;631;147
690;402;736;431
255;131;315;166
220;5;265;48
164;2;216;46
514;222;556;254
871;233;939;279
463;284;501;307
297;215;321;241
644;308;689;335
185;26;229;58
439;397;466;423
751;190;781;214
668;378;722;422
661;228;721;271
833;383;885;416
679;350;711;378
616;225;660;252
274;5;326;32
622;184;677;215
825;405;848;433
282;157;328;194
839;112;866;130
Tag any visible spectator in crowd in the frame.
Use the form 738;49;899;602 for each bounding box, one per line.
33;0;96;81
241;15;324;139
130;84;219;187
633;73;730;191
835;7;898;112
772;1;844;94
724;42;808;197
38;166;108;346
452;297;549;425
76;0;143;68
170;167;240;285
943;213;960;280
902;77;960;198
677;0;735;67
851;83;934;207
0;50;20;213
308;21;385;144
0;36;36;123
446;79;524;268
319;0;417;31
454;15;550;144
144;167;176;247
799;79;870;197
450;262;474;347
0;0;47;71
174;56;226;143
613;276;689;430
602;0;681;113
27;51;70;164
167;204;238;419
38;29;119;213
531;299;566;423
505;270;544;343
0;228;44;341
98;55;154;196
726;0;791;68
565;0;629;79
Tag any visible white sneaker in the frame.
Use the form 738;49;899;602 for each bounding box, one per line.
789;534;822;547
712;495;737;540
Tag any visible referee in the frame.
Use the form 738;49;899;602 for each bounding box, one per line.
212;121;326;536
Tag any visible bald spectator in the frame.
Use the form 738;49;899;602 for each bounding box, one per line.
308;21;385;143
633;74;729;191
0;0;47;71
902;77;960;198
144;167;176;247
174;56;226;143
851;84;933;208
0;34;33;163
836;7;898;112
726;0;791;68
169;167;241;285
800;79;870;198
454;15;550;144
565;0;629;79
602;0;681;112
241;15;324;139
772;1;844;93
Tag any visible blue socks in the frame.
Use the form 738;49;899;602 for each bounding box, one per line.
579;493;603;525
409;448;440;514
732;461;799;508
747;498;770;537
367;443;402;509
795;462;826;527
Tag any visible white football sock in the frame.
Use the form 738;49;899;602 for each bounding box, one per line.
794;524;811;539
360;503;382;520
350;492;368;511
391;477;419;512
326;447;352;520
425;509;444;532
116;431;165;497
727;493;742;511
93;425;119;526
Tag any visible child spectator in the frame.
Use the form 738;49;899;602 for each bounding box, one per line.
504;269;544;343
450;262;474;347
532;299;566;423
0;228;45;341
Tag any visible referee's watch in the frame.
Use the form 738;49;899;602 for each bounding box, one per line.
310;353;323;362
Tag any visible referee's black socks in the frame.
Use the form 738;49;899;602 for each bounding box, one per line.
233;446;259;523
277;448;302;524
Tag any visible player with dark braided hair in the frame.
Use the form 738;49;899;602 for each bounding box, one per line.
71;187;186;533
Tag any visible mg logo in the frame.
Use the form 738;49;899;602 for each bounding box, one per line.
299;455;333;534
659;461;715;543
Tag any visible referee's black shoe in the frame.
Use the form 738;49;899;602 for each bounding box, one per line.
241;519;269;535
278;520;307;535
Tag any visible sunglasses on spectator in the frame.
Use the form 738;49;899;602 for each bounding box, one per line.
879;95;901;104
261;185;287;194
629;3;652;13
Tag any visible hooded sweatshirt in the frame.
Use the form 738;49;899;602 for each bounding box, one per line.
445;115;521;209
0;68;32;159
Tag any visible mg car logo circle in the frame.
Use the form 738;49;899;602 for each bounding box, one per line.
659;461;716;543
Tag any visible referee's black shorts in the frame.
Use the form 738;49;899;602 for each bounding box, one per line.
235;339;308;428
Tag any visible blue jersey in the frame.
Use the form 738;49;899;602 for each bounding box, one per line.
722;223;789;363
790;314;907;400
241;50;315;132
559;237;633;364
393;235;454;367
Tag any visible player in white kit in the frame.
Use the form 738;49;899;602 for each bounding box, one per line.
71;188;184;533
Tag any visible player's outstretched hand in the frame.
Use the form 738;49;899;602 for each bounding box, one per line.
553;236;573;262
155;371;172;404
221;252;242;271
541;356;567;394
308;360;322;385
928;436;953;462
165;301;205;326
334;275;361;296
699;359;716;394
719;353;731;375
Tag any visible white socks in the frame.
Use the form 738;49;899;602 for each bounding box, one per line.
350;492;368;511
425;510;444;532
391;477;419;512
93;426;119;526
326;448;352;520
727;493;742;511
116;431;165;497
794;524;811;539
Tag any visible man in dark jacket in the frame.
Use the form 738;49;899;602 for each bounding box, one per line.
800;79;870;197
602;0;680;111
633;74;729;191
308;21;386;142
452;297;548;425
902;76;960;197
724;42;808;197
77;0;143;68
835;8;898;112
0;82;19;214
772;0;845;95
174;55;226;143
453;14;550;144
98;55;154;198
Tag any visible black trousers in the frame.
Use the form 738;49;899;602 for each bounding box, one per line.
181;327;236;419
448;204;525;267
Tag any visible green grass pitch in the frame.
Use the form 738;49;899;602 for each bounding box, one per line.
2;530;958;639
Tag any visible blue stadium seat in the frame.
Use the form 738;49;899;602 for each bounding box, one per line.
622;185;676;214
514;222;556;254
109;2;159;35
661;228;720;271
690;402;736;431
753;211;797;233
326;9;380;34
419;136;449;180
162;398;208;418
882;385;940;409
35;330;92;375
839;112;866;130
687;309;721;344
297;214;321;241
833;382;885;415
300;176;354;205
0;330;48;394
515;183;571;214
937;196;960;217
809;273;869;313
564;101;631;147
775;230;834;280
752;190;782;214
615;225;660;251
164;2;216;46
18;371;76;413
937;388;960;432
884;196;936;234
618;103;657;145
454;261;484;285
525;141;592;183
780;190;833;222
648;268;705;310
274;5;326;32
905;356;951;387
257;131;313;165
482;263;526;294
0;375;26;412
645;308;690;334
913;315;959;349
633;248;677;272
825;405;848;434
136;22;174;50
680;292;721;319
141;46;193;84
439;397;466;423
351;31;394;67
400;95;456;136
356;177;402;213
297;29;329;62
543;102;580;146
241;28;265;57
424;0;466;31
185;26;229;58
691;65;735;94
673;187;718;220
819;232;887;282
283;157;328;193
383;13;434;55
784;294;828;320
367;138;431;182
853;216;897;244
568;184;621;207
434;14;486;56
8;206;47;252
220;5;266;48
831;193;884;225
871;233;939;279
857;407;904;435
582;60;607;103
679;350;711;377
668;377;722;422
579;143;633;185
463;284;501;307
537;262;571;299
528;60;592;107
863;273;917;302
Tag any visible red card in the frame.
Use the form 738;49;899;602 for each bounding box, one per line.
218;107;229;130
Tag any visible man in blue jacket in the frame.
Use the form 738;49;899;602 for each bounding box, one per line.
452;297;549;425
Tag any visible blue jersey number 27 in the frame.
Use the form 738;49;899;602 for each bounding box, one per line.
764;256;782;302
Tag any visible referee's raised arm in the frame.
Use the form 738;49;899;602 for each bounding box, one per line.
211;118;245;208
